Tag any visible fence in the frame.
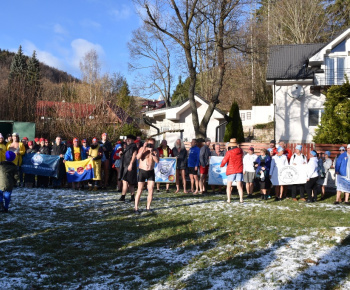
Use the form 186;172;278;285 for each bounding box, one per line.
184;142;346;160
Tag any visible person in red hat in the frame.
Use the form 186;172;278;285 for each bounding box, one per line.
99;133;113;189
24;141;38;187
34;138;40;151
37;138;50;188
21;137;29;150
88;137;103;191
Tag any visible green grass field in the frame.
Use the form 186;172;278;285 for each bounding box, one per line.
1;186;350;289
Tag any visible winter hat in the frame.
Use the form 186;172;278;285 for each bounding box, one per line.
277;147;284;153
134;140;140;144
39;138;45;142
73;138;79;143
45;139;48;142
339;146;345;151
347;144;350;149
296;145;302;151
22;137;28;141
81;139;87;143
248;147;254;152
0;133;3;139
34;138;40;142
310;150;317;157
12;132;19;136
5;151;16;162
92;137;98;143
28;141;34;146
102;133;107;137
270;140;276;144
127;135;136;140
325;151;331;156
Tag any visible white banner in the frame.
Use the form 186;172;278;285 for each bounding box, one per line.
271;164;307;186
208;156;236;186
336;175;350;192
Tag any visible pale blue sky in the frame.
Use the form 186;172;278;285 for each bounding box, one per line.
0;0;143;88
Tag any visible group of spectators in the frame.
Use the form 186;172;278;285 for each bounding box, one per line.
0;131;349;214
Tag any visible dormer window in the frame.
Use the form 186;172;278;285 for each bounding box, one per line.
325;57;346;85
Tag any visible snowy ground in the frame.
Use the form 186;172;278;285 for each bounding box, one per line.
1;188;350;289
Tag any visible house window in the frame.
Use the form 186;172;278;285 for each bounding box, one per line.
241;113;245;121
325;57;346;85
247;112;251;120
308;109;324;127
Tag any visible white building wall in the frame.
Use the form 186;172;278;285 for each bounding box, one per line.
275;85;326;143
240;104;274;131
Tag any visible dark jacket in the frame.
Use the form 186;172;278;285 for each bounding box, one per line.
51;143;67;156
26;148;38;154
199;145;211;167
99;140;113;160
38;146;50;155
119;143;137;184
0;161;19;191
172;147;187;169
255;155;271;178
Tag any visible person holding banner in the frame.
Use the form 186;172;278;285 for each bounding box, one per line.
51;136;67;189
156;140;172;193
134;138;159;214
24;141;37;187
64;138;87;190
305;150;319;203
172;139;188;194
289;145;307;201
6;133;26;168
0;151;18;213
243;147;257;198
254;148;271;200
188;139;200;194
37;138;50;188
119;135;138;202
88;138;103;191
221;138;244;203
334;144;350;205
269;147;289;201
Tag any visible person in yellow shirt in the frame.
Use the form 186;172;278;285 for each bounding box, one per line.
6;133;25;166
88;137;103;191
0;134;6;162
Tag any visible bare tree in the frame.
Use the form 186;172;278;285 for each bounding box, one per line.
79;49;101;104
135;0;247;138
128;24;174;107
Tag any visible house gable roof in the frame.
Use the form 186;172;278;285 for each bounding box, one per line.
144;94;227;120
309;27;350;63
266;43;325;80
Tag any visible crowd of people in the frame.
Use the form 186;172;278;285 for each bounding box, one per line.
0;132;349;214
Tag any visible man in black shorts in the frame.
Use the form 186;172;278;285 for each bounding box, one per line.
134;138;159;214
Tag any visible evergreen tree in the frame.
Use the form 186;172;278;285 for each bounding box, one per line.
118;80;132;109
223;101;245;143
171;76;201;106
7;45;28;121
313;80;350;144
26;51;41;89
9;45;27;80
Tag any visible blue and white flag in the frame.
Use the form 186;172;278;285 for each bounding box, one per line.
21;153;60;178
208;156;237;186
154;157;177;183
336;175;350;193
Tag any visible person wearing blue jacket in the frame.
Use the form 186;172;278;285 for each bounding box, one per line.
64;138;87;190
187;139;200;194
334;144;350;205
254;148;271;200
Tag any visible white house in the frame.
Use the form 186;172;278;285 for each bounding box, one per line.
266;28;350;143
143;95;227;145
240;104;274;131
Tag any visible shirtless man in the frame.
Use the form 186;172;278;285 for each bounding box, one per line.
134;138;159;214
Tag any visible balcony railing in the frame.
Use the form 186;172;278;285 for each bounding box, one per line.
314;69;350;86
